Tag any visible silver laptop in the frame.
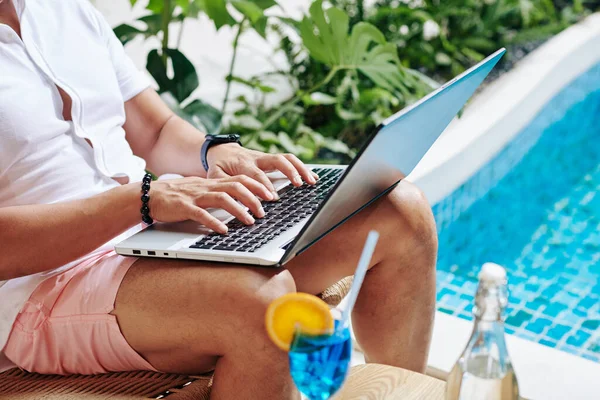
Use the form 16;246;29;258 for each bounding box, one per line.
116;49;506;266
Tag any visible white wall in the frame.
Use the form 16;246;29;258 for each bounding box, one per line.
92;0;314;110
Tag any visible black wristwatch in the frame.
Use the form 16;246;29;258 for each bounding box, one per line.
200;134;242;172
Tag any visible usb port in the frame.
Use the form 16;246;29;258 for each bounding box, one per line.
148;251;156;256
132;250;141;255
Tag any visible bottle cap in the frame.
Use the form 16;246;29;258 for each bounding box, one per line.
479;263;507;284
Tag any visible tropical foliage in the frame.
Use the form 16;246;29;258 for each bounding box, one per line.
114;0;598;162
366;0;595;79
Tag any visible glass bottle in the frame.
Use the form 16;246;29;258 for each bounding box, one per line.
446;263;520;400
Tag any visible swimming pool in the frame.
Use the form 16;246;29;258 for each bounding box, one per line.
432;62;600;363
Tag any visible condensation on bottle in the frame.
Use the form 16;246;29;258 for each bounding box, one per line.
445;263;520;400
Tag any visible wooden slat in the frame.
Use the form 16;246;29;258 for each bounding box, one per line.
337;364;446;400
0;369;200;400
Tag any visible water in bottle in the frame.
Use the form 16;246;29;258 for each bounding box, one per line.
446;263;520;400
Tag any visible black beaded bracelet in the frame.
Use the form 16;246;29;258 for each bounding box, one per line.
140;173;154;225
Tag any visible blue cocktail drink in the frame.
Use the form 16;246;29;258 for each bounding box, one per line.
289;320;351;400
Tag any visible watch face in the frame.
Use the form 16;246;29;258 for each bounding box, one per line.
210;134;240;143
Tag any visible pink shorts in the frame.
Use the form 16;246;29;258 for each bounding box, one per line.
3;250;157;375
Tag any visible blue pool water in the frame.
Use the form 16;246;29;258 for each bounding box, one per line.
432;62;600;362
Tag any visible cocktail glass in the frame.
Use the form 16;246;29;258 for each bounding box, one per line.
289;319;352;400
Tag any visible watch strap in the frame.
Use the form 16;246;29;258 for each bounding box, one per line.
200;134;241;173
200;136;213;172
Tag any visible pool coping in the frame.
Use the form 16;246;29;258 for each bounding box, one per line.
406;12;600;400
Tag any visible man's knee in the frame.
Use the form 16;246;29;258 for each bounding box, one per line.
382;181;438;259
252;270;296;315
229;270;296;352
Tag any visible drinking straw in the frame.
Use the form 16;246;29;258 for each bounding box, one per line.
341;230;380;327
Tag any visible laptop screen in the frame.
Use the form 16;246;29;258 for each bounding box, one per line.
281;49;506;265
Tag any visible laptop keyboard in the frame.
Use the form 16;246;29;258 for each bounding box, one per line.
189;167;343;253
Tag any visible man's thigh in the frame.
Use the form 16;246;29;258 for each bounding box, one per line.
112;217;361;375
112;258;294;374
113;181;424;373
113;198;371;374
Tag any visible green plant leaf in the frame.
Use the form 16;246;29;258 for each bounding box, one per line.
296;145;314;160
146;0;164;13
258;131;280;144
251;16;269;38
322;138;352;155
227;75;275;93
335;104;364;121
185;1;203;18
183;99;222;134
231;0;264;23
461;37;497;53
312;132;353;155
348;25;407;93
233;94;250;108
176;0;190;13
267;144;280;154
299;1;349;65
123;14;184;41
434;52;452;65
138;14;164;36
113;24;146;45
243;138;267;152
160;92;222;134
276;16;301;33
296;126;316;141
299;1;412;95
461;48;484;63
508;21;566;44
277;132;299;153
113;14;183;46
230;115;263;130
336;73;360;103
203;0;236;29
404;68;440;91
147;49;199;103
251;0;277;10
130;0;138;6
302;92;337;105
358;87;399;108
519;0;534;26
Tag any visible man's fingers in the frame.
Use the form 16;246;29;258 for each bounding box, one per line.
200;192;255;225
207;165;229;180
283;154;317;185
219;181;265;218
185;205;228;234
224;175;273;202
248;167;278;200
258;155;303;187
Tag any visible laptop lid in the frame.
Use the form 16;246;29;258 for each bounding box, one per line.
280;48;506;265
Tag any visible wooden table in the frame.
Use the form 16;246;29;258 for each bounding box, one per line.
337;364;445;399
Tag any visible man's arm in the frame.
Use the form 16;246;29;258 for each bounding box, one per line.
0;184;140;280
0;173;271;281
123;89;318;196
123;88;208;178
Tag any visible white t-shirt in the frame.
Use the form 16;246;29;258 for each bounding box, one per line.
0;0;150;371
